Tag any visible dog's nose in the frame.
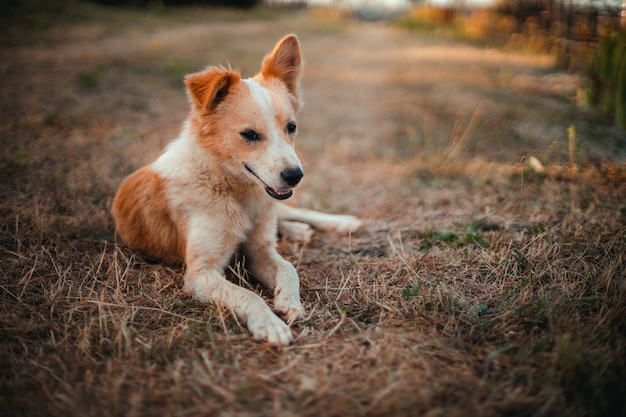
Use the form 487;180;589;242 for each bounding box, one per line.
281;167;303;187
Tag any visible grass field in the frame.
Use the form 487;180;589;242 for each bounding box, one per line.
1;3;625;416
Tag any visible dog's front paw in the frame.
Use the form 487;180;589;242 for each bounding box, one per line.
247;309;294;346
274;295;305;325
275;304;305;325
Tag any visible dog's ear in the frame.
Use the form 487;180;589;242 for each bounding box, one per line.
261;34;303;111
185;68;241;112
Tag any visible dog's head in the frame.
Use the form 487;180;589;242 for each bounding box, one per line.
184;35;304;201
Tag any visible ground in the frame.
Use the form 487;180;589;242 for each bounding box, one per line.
1;3;625;417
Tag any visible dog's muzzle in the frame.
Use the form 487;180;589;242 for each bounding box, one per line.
244;164;303;201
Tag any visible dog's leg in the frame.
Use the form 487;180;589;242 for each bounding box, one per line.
244;241;305;324
184;268;293;345
276;204;362;234
244;213;305;324
183;219;293;345
246;248;305;324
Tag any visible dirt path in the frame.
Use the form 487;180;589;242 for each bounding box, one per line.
297;21;611;164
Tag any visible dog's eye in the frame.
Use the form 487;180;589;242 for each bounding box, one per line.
240;129;260;142
286;122;297;135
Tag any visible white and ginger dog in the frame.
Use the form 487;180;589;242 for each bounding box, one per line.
112;35;360;345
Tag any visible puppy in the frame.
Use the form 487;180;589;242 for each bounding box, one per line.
112;35;360;345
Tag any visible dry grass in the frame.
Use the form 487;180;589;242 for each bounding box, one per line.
1;4;626;417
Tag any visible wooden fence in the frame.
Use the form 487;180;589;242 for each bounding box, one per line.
501;0;624;42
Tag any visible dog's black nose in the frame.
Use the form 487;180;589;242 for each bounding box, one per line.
281;167;303;187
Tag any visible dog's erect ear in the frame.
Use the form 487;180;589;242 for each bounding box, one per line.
185;68;241;111
261;34;303;110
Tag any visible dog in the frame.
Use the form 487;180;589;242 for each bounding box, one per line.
111;35;360;345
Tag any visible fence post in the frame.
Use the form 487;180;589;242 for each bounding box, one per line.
566;0;573;39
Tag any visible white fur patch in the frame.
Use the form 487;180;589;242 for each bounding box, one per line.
152;122;201;180
243;79;302;191
244;79;278;132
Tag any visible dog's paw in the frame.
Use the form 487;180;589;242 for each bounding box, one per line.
316;214;362;234
332;215;362;233
278;220;313;244
274;291;305;325
275;303;306;325
247;310;294;346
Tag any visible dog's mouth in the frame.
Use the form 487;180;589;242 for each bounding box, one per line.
244;164;293;201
